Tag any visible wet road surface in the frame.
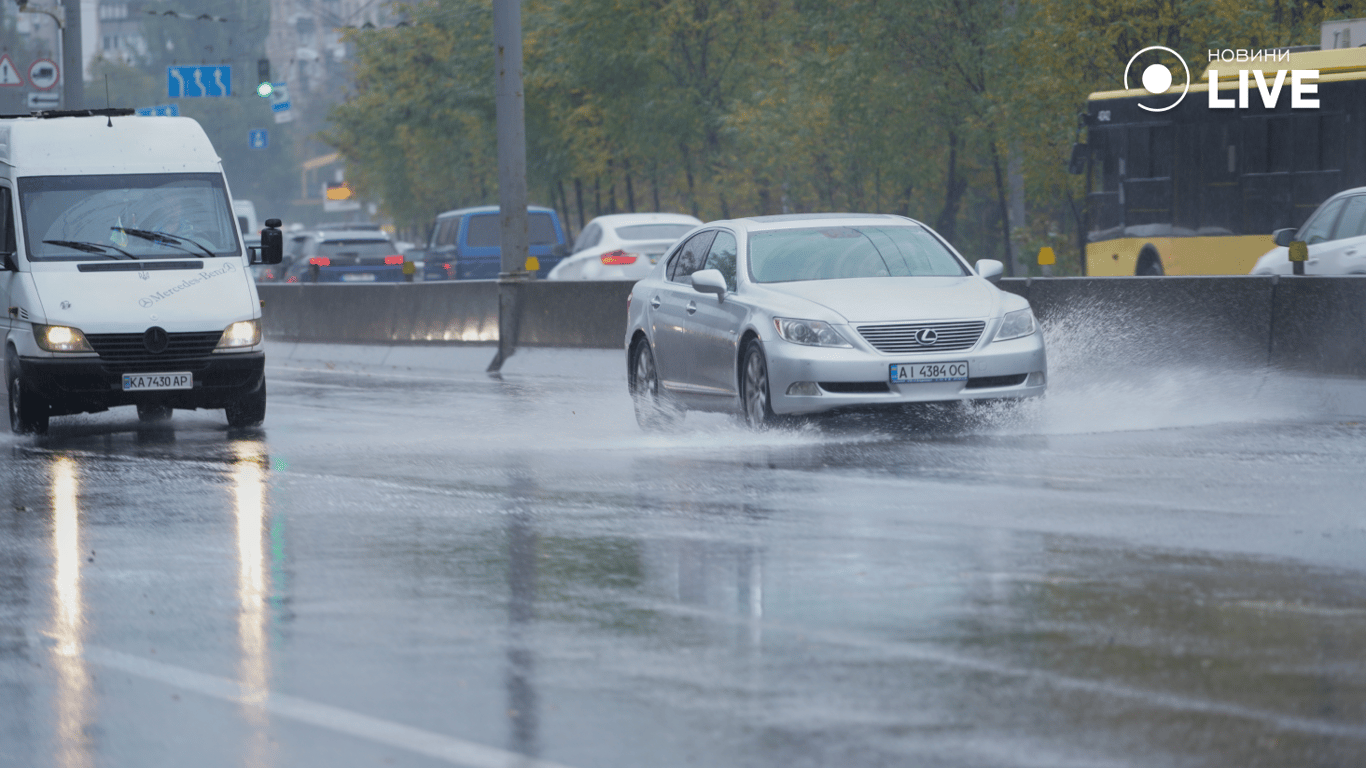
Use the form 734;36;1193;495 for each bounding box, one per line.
2;344;1364;767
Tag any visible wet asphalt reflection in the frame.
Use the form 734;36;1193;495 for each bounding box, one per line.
1;353;1364;768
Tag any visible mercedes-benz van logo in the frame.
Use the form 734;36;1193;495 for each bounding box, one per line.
915;328;939;346
144;326;169;354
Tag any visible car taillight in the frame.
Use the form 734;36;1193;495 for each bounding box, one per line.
600;249;638;265
384;255;404;265
443;263;452;270
309;257;330;266
286;276;298;283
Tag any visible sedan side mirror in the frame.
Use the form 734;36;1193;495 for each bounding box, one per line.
552;243;569;258
258;218;284;265
976;258;1004;284
691;268;727;300
1272;228;1296;248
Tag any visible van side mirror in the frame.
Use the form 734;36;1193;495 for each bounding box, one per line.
258;218;284;265
1272;228;1296;247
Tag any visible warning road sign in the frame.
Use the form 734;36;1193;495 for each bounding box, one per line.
0;56;24;87
28;60;58;91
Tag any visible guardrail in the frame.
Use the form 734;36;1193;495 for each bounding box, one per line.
260;276;1366;376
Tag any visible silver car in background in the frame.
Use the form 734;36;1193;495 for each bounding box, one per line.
624;213;1047;428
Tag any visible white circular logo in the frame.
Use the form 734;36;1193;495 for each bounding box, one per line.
1124;46;1190;113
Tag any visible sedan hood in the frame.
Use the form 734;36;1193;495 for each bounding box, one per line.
29;261;256;333
773;276;999;323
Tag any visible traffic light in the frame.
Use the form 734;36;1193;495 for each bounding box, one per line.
256;59;272;98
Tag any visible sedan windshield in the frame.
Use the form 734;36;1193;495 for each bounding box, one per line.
19;173;239;261
748;225;969;283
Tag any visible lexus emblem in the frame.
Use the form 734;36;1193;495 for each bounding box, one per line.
143;326;169;354
915;328;939;346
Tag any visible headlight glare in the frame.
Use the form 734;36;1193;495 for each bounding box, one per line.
773;317;852;348
216;319;262;349
35;325;94;353
994;308;1036;342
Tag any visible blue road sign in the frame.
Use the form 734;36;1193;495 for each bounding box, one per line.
249;129;269;150
135;104;181;117
167;66;232;98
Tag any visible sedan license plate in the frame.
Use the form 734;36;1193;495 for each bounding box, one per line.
341;273;377;282
890;361;969;384
122;372;192;391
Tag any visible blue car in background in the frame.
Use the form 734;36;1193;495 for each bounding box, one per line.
423;205;569;280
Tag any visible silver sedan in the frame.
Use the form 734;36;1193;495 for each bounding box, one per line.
624;213;1047;428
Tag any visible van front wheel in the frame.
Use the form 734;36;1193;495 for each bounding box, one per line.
226;382;267;428
8;365;48;435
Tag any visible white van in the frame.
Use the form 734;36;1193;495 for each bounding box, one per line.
233;199;259;237
1;110;284;434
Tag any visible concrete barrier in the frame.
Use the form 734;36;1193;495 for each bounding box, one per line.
261;277;1366;377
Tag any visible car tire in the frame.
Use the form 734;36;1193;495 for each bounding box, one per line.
137;402;173;422
7;358;49;435
630;338;678;430
226;382;267;428
740;339;779;429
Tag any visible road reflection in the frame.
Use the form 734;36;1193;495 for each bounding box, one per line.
49;455;91;768
232;441;273;768
504;468;539;760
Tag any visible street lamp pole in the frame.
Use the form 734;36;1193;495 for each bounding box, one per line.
487;0;529;373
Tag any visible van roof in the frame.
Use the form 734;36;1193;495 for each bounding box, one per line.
0;113;222;174
435;205;556;218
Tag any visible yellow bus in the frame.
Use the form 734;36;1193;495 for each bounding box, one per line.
1078;46;1366;275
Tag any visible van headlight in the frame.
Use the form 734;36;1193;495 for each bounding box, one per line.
34;325;94;353
773;318;852;348
993;309;1036;342
216;319;261;349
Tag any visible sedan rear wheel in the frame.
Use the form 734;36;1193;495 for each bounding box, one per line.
741;340;778;429
631;338;678;430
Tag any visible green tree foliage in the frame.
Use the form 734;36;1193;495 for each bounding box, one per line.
327;0;1366;263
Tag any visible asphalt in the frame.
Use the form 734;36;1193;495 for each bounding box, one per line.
1;341;1364;768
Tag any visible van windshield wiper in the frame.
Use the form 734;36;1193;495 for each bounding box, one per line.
43;239;137;259
113;227;216;259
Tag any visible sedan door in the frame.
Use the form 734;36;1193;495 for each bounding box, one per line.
649;230;715;390
684;230;748;396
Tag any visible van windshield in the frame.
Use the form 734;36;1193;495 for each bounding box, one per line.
19;173;239;261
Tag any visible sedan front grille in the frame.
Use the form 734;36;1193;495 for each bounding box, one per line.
85;331;223;365
856;321;986;354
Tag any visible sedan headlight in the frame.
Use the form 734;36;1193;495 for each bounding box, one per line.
34;325;94;353
994;308;1036;342
216;319;262;349
773;317;852;348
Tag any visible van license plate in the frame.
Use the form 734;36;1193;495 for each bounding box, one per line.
122;373;192;391
341;273;376;282
890;362;969;384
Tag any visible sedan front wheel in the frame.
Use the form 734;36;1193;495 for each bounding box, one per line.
741;339;779;429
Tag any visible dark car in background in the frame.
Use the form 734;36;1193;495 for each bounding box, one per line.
283;230;408;283
423;205;569;280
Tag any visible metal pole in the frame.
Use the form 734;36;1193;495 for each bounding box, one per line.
62;0;82;109
487;0;529;373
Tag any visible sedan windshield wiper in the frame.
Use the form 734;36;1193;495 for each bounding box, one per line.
42;239;137;260
112;227;217;259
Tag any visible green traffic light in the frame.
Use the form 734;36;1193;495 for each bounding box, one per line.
256;81;273;98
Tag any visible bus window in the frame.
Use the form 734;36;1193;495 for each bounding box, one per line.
1293;115;1321;173
1267;117;1292;174
1299;197;1347;245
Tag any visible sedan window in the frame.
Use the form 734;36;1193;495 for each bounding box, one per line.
748;225;968;283
617;223;695;241
1331;196;1366;240
574;223;601;252
1299;197;1346;245
668;231;716;282
705;231;738;291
